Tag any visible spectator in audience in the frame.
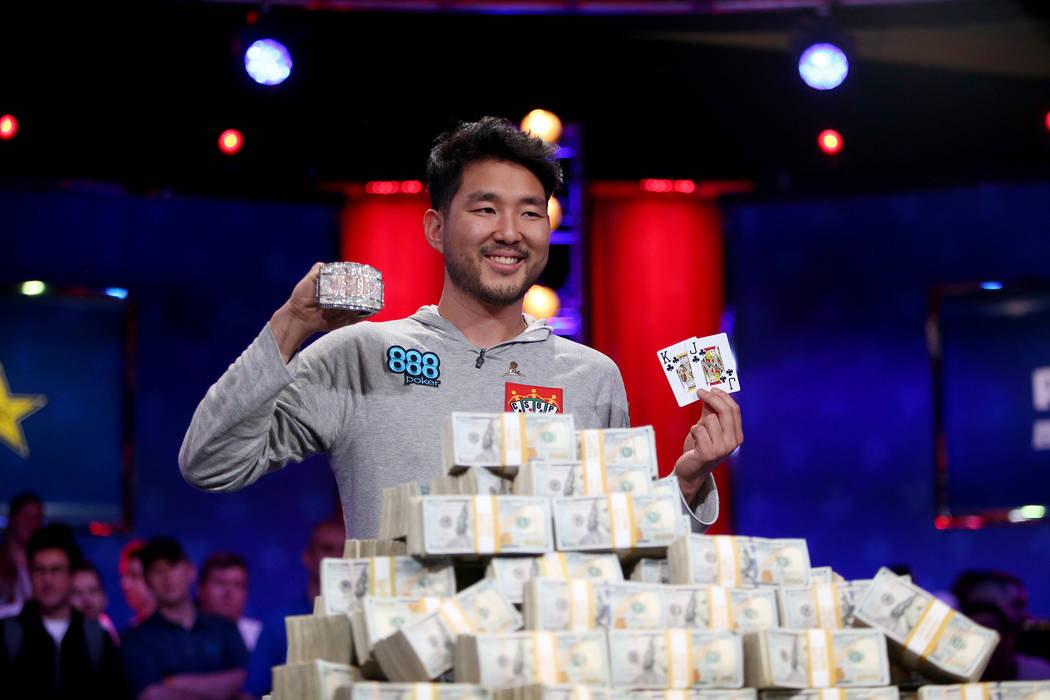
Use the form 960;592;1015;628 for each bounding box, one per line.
119;539;155;629
71;559;120;644
0;492;45;617
0;523;125;698
121;535;250;700
952;569;1050;681
197;551;262;653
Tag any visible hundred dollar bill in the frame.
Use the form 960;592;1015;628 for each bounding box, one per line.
777;581;871;629
523;578;666;631
353;595;443;668
808;567;846;585
668;535;811;588
607;628;745;689
553;493;683;554
320;556;456;614
272;660;358;700
407;495;554;555
349;683;490;700
445;412;576;474
487;556;537;605
632;692;757;700
761;689;900;700
493;685;630;700
455;630;612;687
577;426;659;480
664;585;779;631
630;559;670;584
515;461;659;497
534;551;626;581
743;629;891;689
917;682;1050;700
432;467;511;496
853;567;999;682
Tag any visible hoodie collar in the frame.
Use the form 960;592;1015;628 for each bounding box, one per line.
410;305;552;348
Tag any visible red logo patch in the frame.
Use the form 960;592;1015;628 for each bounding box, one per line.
505;383;564;414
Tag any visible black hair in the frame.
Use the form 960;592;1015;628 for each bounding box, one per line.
26;523;81;570
200;551;248;584
426;116;563;213
139;535;187;574
7;491;42;521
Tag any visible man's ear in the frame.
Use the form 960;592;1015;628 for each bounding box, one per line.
423;208;445;254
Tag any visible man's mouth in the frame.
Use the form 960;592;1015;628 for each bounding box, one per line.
485;254;522;265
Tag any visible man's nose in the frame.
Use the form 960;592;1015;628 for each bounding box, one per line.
492;212;522;243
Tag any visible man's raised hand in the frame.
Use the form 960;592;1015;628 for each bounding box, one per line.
270;262;363;363
674;388;743;506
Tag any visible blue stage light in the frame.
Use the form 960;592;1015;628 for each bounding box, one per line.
104;287;128;299
980;281;1003;290
798;43;848;90
244;39;292;86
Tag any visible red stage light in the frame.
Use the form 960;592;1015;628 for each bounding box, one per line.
400;180;423;194
639;179;673;193
818;129;843;155
89;521;113;536
1045;110;1050;131
218;129;243;155
673;180;696;193
0;114;18;140
934;515;951;530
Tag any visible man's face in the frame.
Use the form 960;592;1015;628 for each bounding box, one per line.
145;558;195;609
435;159;550;307
11;501;44;545
120;556;156;618
30;548;72;615
197;565;248;621
302;523;345;579
71;569;107;619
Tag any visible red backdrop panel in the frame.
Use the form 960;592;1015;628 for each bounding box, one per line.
588;184;732;534
339;190;445;321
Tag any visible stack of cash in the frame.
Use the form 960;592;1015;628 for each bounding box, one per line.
350;596;444;675
664;586;780;631
808;567;846;585
286;614;353;665
349;683;491;700
668;536;811;588
343;539;408;558
917;681;1050;700
271;659;360;700
380;482;423;540
576;426;659;481
492;685;629;700
486;553;625;605
761;689;900;700
852;567;1000;682
455;631;612;686
522;578;666;631
606;628;745;688
320;556;456;615
431;468;511;496
372;578;524;681
630;559;670;583
552;493;684;555
444;412;576;474
513;461;658;498
406;495;554;556
631;691;758;700
742;629;891;689
777;581;871;629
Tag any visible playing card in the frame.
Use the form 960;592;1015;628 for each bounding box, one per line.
657;337;703;407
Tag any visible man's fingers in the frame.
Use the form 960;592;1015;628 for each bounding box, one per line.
701;388;743;445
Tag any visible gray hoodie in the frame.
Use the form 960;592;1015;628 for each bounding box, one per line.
179;305;717;537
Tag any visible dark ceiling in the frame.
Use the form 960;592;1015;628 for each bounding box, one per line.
2;1;1049;200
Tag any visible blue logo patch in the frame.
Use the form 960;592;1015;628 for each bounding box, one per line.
386;345;441;387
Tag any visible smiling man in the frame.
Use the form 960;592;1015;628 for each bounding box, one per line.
179;116;741;538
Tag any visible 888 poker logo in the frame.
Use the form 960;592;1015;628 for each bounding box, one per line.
386;345;441;387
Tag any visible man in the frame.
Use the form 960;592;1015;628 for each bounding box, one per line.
120;536;250;700
196;552;261;653
119;539;156;629
179;116;742;537
0;491;44;618
0;524;125;698
71;559;120;643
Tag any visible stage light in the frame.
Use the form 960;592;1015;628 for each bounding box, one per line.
1045;111;1050;131
400;180;423;194
980;281;1003;290
799;43;849;90
244;38;292;86
0;114;17;140
104;287;128;299
639;179;673;193
673;180;696;193
219;129;243;155
548;197;562;231
818;129;843;155
520;109;562;143
522;285;560;320
21;281;46;296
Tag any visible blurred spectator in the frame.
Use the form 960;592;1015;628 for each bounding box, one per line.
197;551;262;652
120;535;250;700
71;559;120;644
303;518;345;604
0;492;45;617
118;539;155;629
952;569;1050;681
0;523;125;698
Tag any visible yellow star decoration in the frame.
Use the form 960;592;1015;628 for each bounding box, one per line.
0;361;48;459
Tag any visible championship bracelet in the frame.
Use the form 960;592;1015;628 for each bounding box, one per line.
315;262;384;318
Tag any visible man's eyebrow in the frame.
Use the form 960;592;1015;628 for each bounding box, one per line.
463;191;547;208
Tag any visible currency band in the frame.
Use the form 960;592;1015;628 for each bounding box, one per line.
501;413;527;467
540;552;569;578
416;597;442;614
412;684;438;700
819;689;846;700
962;684;990;700
608;493;637;550
568;578;594;631
665;629;693;688
707;585;732;630
807;629;834;687
369;557;394;596
571;687;594;700
664;692;689;700
714;536;740;587
473;496;499;554
532;631;558;684
903;598;954;659
814;583;841;628
437;599;475;636
580;430;608;495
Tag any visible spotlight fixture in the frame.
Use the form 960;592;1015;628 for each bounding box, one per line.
219;129;244;155
244;38;293;86
799;43;849;91
0;114;17;140
818;129;843;155
521;109;562;143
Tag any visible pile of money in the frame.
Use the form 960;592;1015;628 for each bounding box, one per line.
668;536;812;588
553;493;685;555
917;682;1050;700
286;614;353;665
271;659;361;700
777;582;871;629
664;586;780;631
455;631;612;687
852;568;1000;682
444;412;576;474
344;539;408;558
351;596;444;675
373;578;524;681
632;692;758;700
487;553;625;605
406;495;554;556
761;690;900;700
320;556;456;615
514;461;658;498
349;684;491;700
492;684;630;700
630;559;670;584
523;578;667;631
742;629;891;689
606;629;745;689
577;427;659;481
432;468;511;496
808;568;846;585
380;482;423;540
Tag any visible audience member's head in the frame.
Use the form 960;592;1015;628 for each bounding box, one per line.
27;523;81;618
140;535;196;610
71;559;108;621
1;492;46;603
953;569;1028;638
5;492;44;546
301;518;344;592
119;538;155;623
197;551;249;622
